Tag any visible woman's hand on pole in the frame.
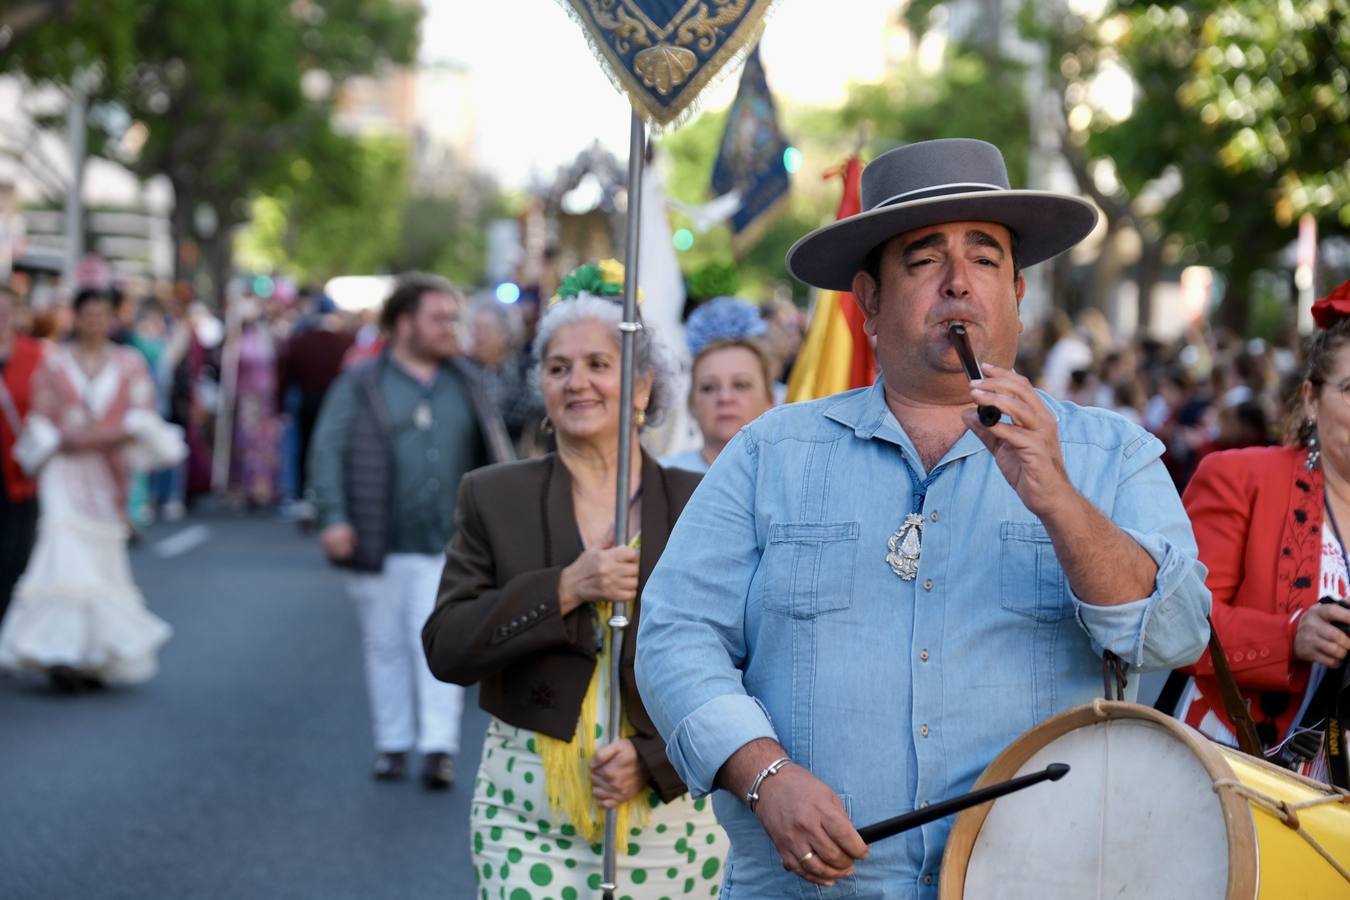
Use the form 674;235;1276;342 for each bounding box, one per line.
558;544;639;615
589;738;647;808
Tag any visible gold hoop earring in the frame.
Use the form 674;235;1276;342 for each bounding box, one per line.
634;409;647;428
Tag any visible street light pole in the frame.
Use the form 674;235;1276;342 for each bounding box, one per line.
62;73;89;288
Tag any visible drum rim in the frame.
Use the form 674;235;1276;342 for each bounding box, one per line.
937;700;1258;900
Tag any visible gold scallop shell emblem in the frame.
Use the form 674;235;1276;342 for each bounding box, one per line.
634;44;697;96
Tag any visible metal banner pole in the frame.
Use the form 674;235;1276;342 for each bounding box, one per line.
600;108;645;900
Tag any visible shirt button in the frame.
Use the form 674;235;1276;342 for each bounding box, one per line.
919;724;929;737
919;800;930;808
1259;647;1270;658
923;874;934;886
919;649;929;662
1246;650;1258;661
929;511;939;522
923;578;933;591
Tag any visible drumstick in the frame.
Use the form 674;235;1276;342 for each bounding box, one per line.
856;763;1069;845
948;323;1002;427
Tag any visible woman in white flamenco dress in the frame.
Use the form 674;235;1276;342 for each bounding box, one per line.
0;290;183;688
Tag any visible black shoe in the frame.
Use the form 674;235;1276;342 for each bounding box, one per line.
48;665;83;693
79;673;106;691
373;751;408;781
421;752;454;790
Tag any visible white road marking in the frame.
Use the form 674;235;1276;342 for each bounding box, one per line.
152;524;212;559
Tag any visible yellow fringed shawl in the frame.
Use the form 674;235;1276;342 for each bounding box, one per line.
536;536;654;846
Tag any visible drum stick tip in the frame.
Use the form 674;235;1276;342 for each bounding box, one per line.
1046;763;1070;781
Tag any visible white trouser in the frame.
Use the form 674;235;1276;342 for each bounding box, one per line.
347;553;464;754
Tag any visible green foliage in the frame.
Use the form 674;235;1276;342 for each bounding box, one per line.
1055;0;1350;330
105;0;418;202
394;188;511;287
0;0;139;82
236;134;409;281
1171;0;1350;226
10;0;421;303
902;0;948;40
832;48;1029;187
684;261;741;303
238;133;510;287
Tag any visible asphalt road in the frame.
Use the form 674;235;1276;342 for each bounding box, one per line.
0;509;488;900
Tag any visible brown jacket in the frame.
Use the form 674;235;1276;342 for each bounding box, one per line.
423;451;700;802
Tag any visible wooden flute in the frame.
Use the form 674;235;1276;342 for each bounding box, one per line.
948;323;1001;427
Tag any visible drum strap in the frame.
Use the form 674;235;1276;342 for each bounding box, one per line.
1101;650;1127;701
1207;616;1266;758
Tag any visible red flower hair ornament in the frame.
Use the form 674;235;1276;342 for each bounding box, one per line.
1311;278;1350;329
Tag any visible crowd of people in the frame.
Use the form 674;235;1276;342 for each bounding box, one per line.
1;136;1348;897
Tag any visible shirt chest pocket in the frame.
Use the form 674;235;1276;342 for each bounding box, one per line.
760;522;859;619
999;521;1073;623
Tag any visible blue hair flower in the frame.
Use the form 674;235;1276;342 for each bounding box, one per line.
685;296;766;357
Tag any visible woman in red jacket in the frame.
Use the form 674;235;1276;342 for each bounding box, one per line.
1179;279;1350;783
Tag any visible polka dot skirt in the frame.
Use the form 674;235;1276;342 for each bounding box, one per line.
470;716;728;900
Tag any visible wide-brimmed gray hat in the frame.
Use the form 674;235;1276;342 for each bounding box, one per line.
786;138;1098;292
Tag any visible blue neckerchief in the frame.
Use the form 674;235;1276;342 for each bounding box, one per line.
898;453;947;511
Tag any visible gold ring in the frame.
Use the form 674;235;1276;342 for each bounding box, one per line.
799;851;815;864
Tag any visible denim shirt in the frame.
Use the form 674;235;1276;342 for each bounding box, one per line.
635;379;1211;900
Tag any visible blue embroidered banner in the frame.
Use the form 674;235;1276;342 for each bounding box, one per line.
561;0;780;126
710;46;790;253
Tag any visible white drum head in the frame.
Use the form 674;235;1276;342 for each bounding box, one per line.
962;716;1237;899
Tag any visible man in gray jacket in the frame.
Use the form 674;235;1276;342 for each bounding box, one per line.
309;273;511;789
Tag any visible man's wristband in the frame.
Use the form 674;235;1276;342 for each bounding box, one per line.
746;757;792;812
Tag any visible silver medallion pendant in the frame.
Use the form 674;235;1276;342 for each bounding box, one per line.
886;513;925;580
413;400;433;431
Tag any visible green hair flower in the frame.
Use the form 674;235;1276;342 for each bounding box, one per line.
552;259;627;305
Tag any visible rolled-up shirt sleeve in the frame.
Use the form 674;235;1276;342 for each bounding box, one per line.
636;430;778;797
1074;435;1212;671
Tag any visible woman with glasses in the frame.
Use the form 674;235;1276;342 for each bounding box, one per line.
1175;279;1350;783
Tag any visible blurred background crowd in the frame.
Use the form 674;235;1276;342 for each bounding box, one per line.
0;263;1322;534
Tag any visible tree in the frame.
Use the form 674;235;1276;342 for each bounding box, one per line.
1031;0;1350;334
13;0;420;305
0;0;135;73
236;132;409;281
238;135;511;287
829;36;1030;191
393;176;512;287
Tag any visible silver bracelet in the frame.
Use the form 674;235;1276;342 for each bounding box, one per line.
746;757;792;812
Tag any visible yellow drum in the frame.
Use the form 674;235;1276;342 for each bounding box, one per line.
939;701;1350;899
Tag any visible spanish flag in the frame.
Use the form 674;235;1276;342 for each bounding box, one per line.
786;157;877;402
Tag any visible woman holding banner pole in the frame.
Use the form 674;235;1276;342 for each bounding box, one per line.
423;263;727;898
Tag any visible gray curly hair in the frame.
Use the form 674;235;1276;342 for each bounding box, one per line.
533;296;676;428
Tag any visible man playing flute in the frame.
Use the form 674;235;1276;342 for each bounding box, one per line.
635;138;1212;898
